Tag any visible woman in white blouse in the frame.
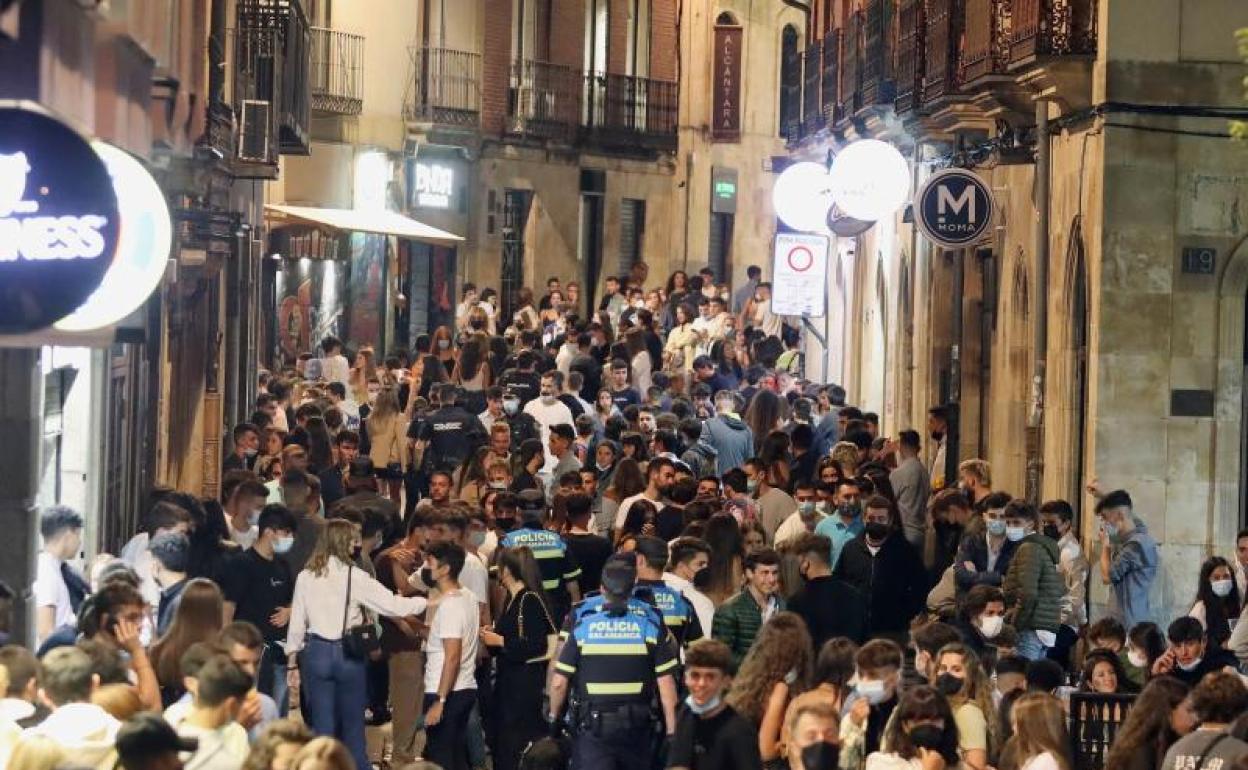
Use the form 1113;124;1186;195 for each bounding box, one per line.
285;519;427;770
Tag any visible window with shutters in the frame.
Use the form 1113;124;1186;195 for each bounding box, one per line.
619;199;646;275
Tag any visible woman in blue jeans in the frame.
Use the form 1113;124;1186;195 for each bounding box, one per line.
286;519;428;769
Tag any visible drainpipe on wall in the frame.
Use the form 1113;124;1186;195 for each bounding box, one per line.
1027;99;1051;505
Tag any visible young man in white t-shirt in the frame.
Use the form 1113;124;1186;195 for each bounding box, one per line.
422;541;480;770
33;506;86;646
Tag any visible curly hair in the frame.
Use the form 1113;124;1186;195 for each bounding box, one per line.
936;642;1001;758
726;612;814;724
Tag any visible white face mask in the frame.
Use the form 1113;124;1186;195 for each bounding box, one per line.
977;614;1005;639
1212;579;1234;598
1127;648;1148;668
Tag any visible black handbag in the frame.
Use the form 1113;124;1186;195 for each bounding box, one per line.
341;564;381;660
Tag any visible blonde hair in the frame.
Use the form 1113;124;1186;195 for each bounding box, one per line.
91;682;144;721
936;643;1000;757
1011;692;1072;770
305;519;359;577
830;442;860;476
7;736;68;770
958;458;992;488
290;736;355;770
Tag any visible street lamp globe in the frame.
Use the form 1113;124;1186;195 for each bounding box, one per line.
772;161;835;234
828;139;910;223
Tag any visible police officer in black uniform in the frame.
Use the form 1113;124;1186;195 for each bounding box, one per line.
500;490;582;623
499;349;542;406
412;383;488;480
498;386;542;455
549;555;679;770
631;536;703;652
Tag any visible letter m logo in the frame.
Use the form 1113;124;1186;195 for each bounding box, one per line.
937;184;976;222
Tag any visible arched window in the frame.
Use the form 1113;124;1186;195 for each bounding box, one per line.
716;11;738;25
779;25;801;139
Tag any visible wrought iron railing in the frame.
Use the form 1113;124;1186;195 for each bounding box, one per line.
962;0;1009;83
236;0;310;155
821;30;841;125
310;27;363;115
802;39;823;135
894;0;925;114
1068;693;1134;770
921;0;961;105
860;0;895;107
1009;0;1098;64
582;73;678;149
508;59;582;141
406;46;482;127
837;11;862;121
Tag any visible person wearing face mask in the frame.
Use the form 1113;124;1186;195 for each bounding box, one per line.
839;640;906;769
522;372;575;473
1092;487;1159;629
1188;556;1241;651
774;480;825;547
663;537;715;635
833;497;927;641
856;685;959;770
788;534;866;647
220;504;297;715
149;532;192;637
925;406;950;492
814;480;865;570
1037;499;1087;669
1152;616;1239;687
932;644;998;770
953;585;1007;661
667;638;761;770
953;492;1019;598
1000;500;1063;661
221;473;269;551
223;422;261;474
413;383;489;495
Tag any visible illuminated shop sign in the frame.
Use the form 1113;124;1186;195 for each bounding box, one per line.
413;162;454;209
0;107;119;333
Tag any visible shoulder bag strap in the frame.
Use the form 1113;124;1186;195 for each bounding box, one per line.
342;563;353;635
1195;733;1232;770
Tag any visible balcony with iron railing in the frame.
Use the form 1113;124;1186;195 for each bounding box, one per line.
921;0;962;106
836;12;862;125
961;0;1009;85
405;46;482;129
236;0;310;156
802;39;823;136
508;59;582;142
821;30;841;126
894;0;925;115
1007;0;1097;67
582;72;678;151
859;0;895;109
310;27;363;116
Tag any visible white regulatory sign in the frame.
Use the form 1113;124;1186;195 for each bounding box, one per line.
771;232;829;317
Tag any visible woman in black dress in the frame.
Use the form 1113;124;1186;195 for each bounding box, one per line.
479;546;557;770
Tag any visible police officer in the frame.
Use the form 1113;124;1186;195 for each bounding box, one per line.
499;385;542;455
631;537;702;652
412;382;488;477
549;555;679;770
499;489;581;623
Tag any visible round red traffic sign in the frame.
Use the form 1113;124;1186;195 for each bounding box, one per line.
787;245;814;272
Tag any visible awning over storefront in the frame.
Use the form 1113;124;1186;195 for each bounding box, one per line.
264;204;464;244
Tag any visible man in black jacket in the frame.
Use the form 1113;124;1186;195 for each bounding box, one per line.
788;533;866;646
832;495;927;641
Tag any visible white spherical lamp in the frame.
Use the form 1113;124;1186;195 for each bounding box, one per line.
772;161;834;234
828;139;911;223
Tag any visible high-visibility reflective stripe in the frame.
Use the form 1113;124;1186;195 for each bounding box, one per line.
655;659;678;674
564;568;582;578
558;631;570;641
664;617;682;627
586;682;644;696
645;637;657;645
555;661;576;674
581;643;649;655
533;549;564;560
542;578;561;589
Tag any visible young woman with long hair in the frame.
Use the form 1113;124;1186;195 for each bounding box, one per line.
1104;676;1193;770
601;456;645;534
348;348;377;404
781;637;858;755
431;325;456;378
664;303;699;375
479;547;557;770
1008;692;1073;770
304;416;335;475
1190;555;1242;650
726;611;814;768
512;287;539;333
744;391;789;454
867;685;961;770
625;327;652;394
703;513;746;606
148;578;225;706
455;445;493;507
934;642;1000;770
1123;621;1167;689
1080;649;1133;694
363;386;407;502
454;331;492;414
285;519;426;770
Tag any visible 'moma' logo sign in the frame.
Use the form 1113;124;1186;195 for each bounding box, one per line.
917;169;994;248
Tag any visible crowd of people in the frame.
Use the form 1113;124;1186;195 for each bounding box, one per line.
6;261;1248;770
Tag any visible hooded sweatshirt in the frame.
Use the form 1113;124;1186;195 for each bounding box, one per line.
24;702;120;768
1002;532;1064;633
700;413;754;475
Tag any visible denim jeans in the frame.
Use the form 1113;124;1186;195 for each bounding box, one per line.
1016;629;1049;661
301;636;369;770
259;644;289;717
422;689;477;770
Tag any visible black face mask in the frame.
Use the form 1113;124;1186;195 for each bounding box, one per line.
935;673;964;697
1042;524;1061;541
351;546;363;560
908;725;945;751
801;741;839;770
496;517;517;532
864;521;890;541
692;566;711;589
930;430;945;442
420;567;436;587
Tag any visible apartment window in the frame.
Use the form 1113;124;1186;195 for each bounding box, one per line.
513;0;552;61
619;199;646;275
779;25;801;137
626;0;651;77
585;0;609;74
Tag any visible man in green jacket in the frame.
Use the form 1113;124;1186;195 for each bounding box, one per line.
712;548;784;668
1002;499;1063;661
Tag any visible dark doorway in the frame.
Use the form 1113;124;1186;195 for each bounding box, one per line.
501;189;533;322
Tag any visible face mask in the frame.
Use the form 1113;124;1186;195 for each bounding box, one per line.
138;622;153;648
838;502;861;519
247;509;262;526
799;501;817;518
489;481;508;490
864;521;889;541
420;567;436;587
685;693;722;716
935;673;964;697
1177;656;1202;672
977;615;1004;639
244;447;258;458
1212;579;1234;597
801;741;839;770
720;293;730;302
273;536;294;554
596;461;612;472
783;668;798;686
692;566;711;589
1102;521;1119;538
503;399;520;415
856;679;888;705
351;545;363;560
908;725;945;751
496;517;517;531
1005;526;1027;542
986;518;1007;537
1042;524;1061;540
469;530;487;548
930;430;944;442
437;339;450;350
746;478;759;493
1127;648;1148;668
540;394;557;405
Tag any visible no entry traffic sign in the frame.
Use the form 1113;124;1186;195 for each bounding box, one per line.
772;233;828;317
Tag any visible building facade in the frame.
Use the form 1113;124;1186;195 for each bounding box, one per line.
787;0;1248;621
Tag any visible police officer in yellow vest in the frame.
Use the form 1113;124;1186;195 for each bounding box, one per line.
548;554;679;770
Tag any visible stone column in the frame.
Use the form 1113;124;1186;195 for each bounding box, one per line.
0;348;43;646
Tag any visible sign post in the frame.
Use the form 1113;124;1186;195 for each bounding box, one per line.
771;232;829;317
913;168;995;249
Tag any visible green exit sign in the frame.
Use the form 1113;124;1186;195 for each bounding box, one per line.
715;181;736;198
